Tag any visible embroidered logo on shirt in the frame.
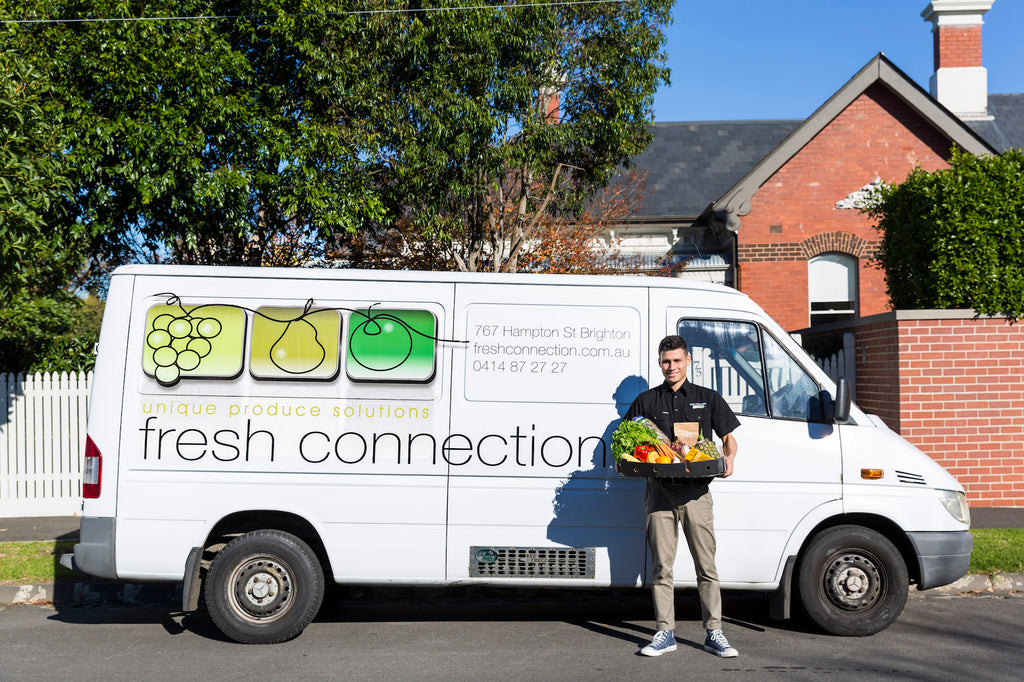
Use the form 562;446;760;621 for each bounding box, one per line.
690;402;707;409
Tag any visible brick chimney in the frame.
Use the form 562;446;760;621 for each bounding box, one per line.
921;0;994;120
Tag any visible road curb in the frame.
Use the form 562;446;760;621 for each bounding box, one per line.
909;572;1024;597
2;575;1021;607
0;581;181;607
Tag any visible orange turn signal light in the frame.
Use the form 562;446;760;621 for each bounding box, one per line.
861;468;884;480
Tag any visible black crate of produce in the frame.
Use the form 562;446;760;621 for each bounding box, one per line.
616;458;726;478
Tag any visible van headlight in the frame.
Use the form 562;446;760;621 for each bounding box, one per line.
936;489;970;525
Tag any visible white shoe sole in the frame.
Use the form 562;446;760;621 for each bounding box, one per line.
640;644;677;657
704;645;738;658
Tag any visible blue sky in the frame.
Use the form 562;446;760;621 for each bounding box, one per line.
653;0;1024;122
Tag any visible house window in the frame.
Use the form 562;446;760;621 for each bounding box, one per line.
808;253;857;325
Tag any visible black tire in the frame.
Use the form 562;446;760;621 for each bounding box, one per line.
796;525;908;637
205;530;325;644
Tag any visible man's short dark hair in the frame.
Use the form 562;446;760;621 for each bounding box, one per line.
658;335;689;356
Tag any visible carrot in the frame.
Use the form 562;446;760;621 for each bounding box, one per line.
653;441;677;461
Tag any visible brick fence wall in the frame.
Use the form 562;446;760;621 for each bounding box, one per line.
803;310;1024;508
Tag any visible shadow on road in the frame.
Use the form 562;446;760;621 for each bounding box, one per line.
48;584;796;645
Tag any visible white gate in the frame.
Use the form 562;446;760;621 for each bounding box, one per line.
813;332;856;400
0;372;91;517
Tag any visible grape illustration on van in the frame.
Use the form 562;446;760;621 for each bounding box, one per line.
142;303;247;386
142;298;436;386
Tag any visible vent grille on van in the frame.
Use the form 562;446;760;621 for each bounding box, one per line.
896;470;927;485
469;546;595;579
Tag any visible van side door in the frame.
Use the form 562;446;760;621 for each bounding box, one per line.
446;282;649;587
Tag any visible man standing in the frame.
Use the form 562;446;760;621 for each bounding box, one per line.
623;335;740;658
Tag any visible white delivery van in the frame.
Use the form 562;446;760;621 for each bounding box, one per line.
63;265;972;644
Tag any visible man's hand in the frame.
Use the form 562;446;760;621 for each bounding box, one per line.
721;433;738;478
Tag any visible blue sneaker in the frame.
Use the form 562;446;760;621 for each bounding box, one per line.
640;629;677;657
703;629;738;657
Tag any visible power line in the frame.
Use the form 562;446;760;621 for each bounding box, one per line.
2;0;628;25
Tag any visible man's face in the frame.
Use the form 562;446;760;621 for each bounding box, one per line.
659;347;689;387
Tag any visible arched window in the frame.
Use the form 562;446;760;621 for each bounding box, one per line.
808;253;858;325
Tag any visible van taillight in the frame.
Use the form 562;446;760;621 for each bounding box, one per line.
83;435;102;499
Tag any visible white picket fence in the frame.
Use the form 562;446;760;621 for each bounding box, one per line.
1;372;91;518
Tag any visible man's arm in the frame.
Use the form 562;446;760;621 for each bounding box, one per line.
721;432;738;478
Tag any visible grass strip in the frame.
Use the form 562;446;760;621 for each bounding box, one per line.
969;528;1024;575
2;530;1022;585
0;540;81;585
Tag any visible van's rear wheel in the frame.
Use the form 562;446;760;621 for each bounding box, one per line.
797;525;908;636
205;530;324;644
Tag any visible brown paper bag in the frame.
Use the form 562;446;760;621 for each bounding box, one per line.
673;422;700;449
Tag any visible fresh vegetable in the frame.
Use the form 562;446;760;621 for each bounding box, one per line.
611;417;699;464
631;417;671;443
650;440;678;462
611;419;662;462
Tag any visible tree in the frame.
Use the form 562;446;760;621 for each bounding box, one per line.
0;47;99;373
867;147;1024;319
0;293;103;373
5;1;672;276
360;0;673;272
338;170;651;274
0;48;75;301
6;0;387;279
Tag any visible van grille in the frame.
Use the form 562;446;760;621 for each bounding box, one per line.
469;546;595;579
896;470;927;485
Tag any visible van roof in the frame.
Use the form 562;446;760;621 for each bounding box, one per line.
113;264;752;298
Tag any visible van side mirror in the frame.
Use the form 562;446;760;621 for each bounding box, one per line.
834;378;851;423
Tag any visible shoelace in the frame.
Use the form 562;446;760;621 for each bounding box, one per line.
708;630;729;647
652;631;672;646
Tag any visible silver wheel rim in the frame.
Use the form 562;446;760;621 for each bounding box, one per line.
822;551;883;611
227;555;294;623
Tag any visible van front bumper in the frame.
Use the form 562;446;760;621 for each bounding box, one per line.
59;516;117;580
907;530;973;590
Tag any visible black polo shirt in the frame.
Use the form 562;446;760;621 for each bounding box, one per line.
623;380;740;445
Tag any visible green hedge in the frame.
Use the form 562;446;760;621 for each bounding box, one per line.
868;147;1024;319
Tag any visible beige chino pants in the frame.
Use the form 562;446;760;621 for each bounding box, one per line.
645;479;722;631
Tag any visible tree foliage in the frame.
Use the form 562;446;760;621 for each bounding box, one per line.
5;1;387;278
339;170;651;274
0;48;76;300
359;1;673;272
4;0;672;276
0;292;103;373
867;148;1024;319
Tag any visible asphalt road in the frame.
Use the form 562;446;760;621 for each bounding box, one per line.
2;589;1022;681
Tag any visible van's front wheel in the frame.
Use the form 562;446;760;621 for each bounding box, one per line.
797;525;908;636
205;530;325;644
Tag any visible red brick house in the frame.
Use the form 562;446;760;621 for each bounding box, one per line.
617;1;1024;506
620;0;1022;332
702;54;993;332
